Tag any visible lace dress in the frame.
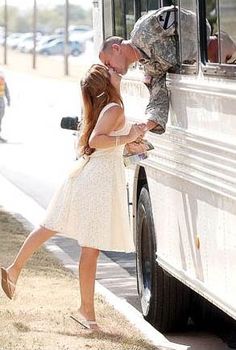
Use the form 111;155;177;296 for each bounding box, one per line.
41;103;134;253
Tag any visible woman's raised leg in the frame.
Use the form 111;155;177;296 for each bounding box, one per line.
78;247;100;329
1;226;56;298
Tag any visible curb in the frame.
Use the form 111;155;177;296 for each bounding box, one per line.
0;173;190;350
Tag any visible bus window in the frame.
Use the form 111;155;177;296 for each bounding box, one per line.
218;1;236;64
103;0;113;38
206;0;236;65
148;0;160;11
179;0;198;66
141;0;148;15
113;0;126;37
140;0;159;15
126;0;136;38
103;0;136;39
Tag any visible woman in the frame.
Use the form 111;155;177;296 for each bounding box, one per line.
1;64;145;330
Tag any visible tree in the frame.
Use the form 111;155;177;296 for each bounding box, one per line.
0;4;92;34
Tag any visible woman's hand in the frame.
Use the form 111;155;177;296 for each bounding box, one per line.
128;124;146;143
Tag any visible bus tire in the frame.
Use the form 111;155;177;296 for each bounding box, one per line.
136;185;190;332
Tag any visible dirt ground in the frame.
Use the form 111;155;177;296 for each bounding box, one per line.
0;208;157;350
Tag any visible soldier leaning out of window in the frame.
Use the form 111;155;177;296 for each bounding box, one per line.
99;5;211;137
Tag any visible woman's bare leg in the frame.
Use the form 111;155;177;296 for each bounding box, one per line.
78;247;99;326
6;226;56;287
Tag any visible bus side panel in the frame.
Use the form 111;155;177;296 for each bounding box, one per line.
146;166;236;318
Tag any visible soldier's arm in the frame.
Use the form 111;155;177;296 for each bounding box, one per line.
145;74;169;134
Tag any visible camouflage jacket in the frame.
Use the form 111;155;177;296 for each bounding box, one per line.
130;5;197;134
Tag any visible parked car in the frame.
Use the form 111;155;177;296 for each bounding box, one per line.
16;32;42;52
22;34;62;53
0;33;5;46
6;33;23;48
37;39;85;56
70;30;94;43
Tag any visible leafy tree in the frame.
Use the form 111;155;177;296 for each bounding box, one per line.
0;4;92;34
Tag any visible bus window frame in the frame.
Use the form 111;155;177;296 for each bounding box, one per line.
175;0;199;76
102;0;115;39
199;0;236;79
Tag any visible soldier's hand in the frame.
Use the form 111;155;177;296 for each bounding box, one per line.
146;120;158;131
125;141;147;155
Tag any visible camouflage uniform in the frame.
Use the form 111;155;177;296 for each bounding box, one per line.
130;5;198;134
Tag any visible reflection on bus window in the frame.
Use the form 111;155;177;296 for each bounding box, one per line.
114;0;125;37
140;0;160;15
179;1;198;65
148;0;160;11
141;0;148;16
103;0;113;38
126;0;135;38
206;0;236;64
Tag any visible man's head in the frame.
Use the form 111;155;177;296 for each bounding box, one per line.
99;36;135;75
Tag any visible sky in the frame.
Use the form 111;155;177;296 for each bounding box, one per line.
5;0;92;10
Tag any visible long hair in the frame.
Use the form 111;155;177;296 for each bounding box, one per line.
79;64;123;155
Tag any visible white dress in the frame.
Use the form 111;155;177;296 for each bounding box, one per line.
41;103;134;253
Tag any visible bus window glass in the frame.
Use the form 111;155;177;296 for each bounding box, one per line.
179;0;198;65
219;1;236;64
126;0;135;38
141;0;148;15
103;0;113;38
162;0;173;6
114;0;125;37
147;0;159;11
206;0;236;65
206;0;218;35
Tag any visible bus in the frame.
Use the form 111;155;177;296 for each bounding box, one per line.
93;0;236;333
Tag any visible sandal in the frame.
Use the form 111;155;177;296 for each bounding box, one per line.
70;313;99;330
1;267;15;300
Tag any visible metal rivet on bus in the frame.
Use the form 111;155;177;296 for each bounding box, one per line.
196;236;200;249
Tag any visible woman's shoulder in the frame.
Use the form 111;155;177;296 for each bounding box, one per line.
98;102;123;120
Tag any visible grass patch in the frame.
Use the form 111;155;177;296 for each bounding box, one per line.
0;208;157;350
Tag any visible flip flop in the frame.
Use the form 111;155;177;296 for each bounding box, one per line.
1;267;15;300
70;313;99;330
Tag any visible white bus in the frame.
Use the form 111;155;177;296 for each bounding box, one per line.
93;0;236;333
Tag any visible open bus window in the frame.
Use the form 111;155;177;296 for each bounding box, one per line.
206;0;236;65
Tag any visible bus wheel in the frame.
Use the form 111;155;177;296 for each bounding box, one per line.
136;185;190;332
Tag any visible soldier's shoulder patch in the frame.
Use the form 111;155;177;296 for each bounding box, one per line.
158;10;176;30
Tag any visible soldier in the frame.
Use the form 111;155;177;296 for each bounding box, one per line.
0;69;10;143
99;5;206;134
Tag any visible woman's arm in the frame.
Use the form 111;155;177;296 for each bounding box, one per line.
89;106;144;149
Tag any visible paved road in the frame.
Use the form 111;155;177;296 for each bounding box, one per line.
0;69;231;349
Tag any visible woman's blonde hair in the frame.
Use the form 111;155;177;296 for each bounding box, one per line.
79;64;123;155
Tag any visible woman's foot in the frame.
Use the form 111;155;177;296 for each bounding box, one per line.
70;309;100;331
1;267;16;299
